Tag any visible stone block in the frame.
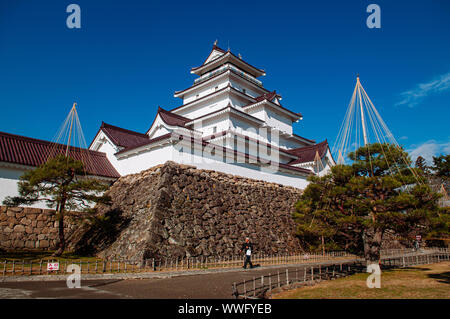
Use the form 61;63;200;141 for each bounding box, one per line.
13;225;25;233
25;240;35;249
38;240;49;248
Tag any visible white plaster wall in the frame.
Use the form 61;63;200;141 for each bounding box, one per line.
114;141;309;189
116;144;174;176
176;95;230;119
183;77;229;104
0;166;52;209
94;135;123;175
229;117;261;140
171;145;309;189
229;78;259;98
278;136;307;150
195;113;231;136
265;108;293;135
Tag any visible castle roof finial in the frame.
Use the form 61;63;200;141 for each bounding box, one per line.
213;39;218;46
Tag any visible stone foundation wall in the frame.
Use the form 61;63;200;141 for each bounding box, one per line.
75;161;304;262
0;206;81;251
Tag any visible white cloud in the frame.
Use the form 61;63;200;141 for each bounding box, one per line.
396;72;450;107
408;140;450;164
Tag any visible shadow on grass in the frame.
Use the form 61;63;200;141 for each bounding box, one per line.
427;271;450;284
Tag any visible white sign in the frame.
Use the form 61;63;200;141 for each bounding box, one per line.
47;262;59;271
246;249;251;256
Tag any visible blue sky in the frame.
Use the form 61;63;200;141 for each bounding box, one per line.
1;0;449;163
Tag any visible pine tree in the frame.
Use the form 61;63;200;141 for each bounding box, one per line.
3;155;111;256
294;143;442;264
431;154;450;177
415;155;430;176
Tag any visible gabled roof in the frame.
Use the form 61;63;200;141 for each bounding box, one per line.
0;131;120;179
191;45;265;78
145;107;192;136
157;107;191;127
202;45;226;65
244;91;302;120
99;122;149;148
287;140;330;165
254;91;280;103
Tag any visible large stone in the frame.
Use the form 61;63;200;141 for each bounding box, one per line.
38;240;49;248
13;225;25;233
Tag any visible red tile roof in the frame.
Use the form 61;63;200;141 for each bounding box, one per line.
0;131;120;178
100;122;149;148
157;107;191;127
115;133;172;155
245;91;302;119
191;45;265;77
287;140;330;165
254;91;279;103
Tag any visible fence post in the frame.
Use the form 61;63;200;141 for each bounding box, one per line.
311;267;313;282
286;269;289;285
3;260;6;277
22;259;24;275
269;273;272;292
304;267;306;281
253;277;256;297
402;256;405;267
277;270;280;288
243;280;246;297
12;260;15;275
30;260;33;275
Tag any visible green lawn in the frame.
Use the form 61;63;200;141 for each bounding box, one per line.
273;262;450;299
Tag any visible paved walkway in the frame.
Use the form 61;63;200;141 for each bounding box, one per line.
0;259;358;299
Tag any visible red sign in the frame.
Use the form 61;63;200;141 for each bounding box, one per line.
47;262;59;271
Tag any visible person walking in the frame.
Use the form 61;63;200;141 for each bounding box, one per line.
241;237;254;269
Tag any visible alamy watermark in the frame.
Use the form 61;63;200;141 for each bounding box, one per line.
66;264;81;288
366;4;381;29
66;4;81;29
366;263;381;288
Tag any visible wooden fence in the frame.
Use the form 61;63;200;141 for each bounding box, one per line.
2;248;448;278
1;251;353;277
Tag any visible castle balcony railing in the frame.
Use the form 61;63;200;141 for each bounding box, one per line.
194;64;263;87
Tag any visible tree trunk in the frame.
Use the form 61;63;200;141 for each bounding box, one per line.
363;228;383;266
53;197;66;257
